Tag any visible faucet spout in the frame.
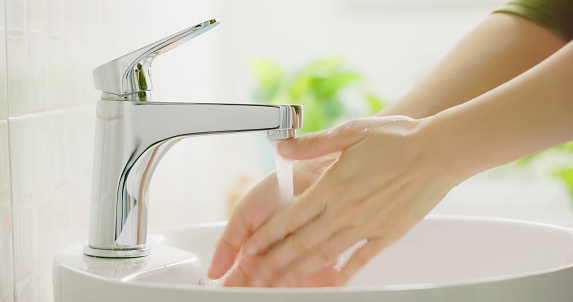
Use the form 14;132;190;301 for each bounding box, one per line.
84;100;302;258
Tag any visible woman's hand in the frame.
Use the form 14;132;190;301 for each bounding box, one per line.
234;116;460;287
207;153;338;285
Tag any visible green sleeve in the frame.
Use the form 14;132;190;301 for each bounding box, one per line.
493;0;573;41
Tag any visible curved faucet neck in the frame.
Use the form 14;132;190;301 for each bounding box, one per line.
84;100;301;258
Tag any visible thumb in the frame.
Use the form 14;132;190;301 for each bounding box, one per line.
208;213;247;279
278;120;366;160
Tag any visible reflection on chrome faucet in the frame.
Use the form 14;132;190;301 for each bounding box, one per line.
84;19;303;258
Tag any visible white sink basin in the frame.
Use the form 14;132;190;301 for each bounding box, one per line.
53;216;573;301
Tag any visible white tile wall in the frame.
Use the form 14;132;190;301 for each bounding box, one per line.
8;117;38;302
0;0;13;298
27;0;49;112
0;121;14;302
6;0;30;116
2;1;221;301
0;0;7;118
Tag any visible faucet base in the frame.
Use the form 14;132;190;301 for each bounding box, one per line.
83;246;150;258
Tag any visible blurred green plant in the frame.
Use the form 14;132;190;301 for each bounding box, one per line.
251;57;573;204
250;57;387;134
513;141;573;203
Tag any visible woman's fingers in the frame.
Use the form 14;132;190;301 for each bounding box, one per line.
208;173;282;279
240;132;375;283
242;189;328;258
270;227;361;287
222;116;452;287
278;120;368;160
211;120;376;284
223;266;250;287
208;211;249;279
331;237;388;286
242;123;370;258
298;266;340;287
210;153;343;281
245;213;351;286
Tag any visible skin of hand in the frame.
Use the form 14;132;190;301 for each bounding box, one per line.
207;153;339;285
234;116;459;287
208;11;567;288
238;38;573;287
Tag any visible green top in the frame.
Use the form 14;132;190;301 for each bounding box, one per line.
494;0;573;41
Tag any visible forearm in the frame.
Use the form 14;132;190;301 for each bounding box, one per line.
378;13;565;119
426;40;573;182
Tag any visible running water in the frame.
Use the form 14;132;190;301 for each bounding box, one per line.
270;140;294;204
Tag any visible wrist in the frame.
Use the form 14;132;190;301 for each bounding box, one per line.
416;114;475;187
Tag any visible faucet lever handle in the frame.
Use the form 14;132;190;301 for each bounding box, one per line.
93;19;220;98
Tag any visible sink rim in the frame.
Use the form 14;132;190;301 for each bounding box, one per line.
55;215;573;294
142;215;573;293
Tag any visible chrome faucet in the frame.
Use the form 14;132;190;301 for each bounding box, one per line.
84;19;302;258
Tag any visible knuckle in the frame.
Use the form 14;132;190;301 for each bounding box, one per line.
336;118;369;134
336;120;359;135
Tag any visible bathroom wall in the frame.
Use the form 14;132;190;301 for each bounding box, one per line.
215;0;500;108
1;1;11;301
0;1;223;301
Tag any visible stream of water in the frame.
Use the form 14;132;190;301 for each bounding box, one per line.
270;140;294;204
